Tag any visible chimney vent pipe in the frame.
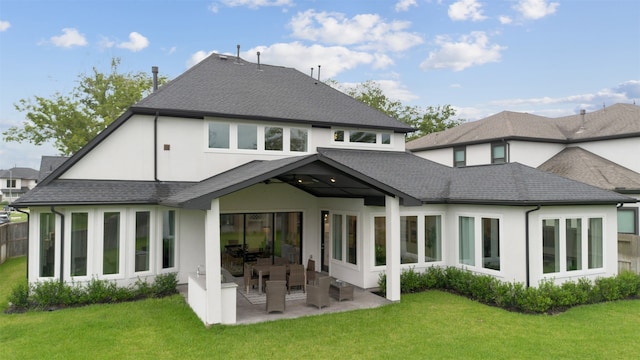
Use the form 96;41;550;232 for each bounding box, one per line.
152;66;158;91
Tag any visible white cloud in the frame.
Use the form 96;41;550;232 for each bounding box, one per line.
289;10;423;53
98;35;115;49
395;0;417;12
117;32;149;52
217;0;293;9
448;0;487;22
50;28;87;48
513;0;559;20
208;3;219;13
499;16;512;24
0;20;10;32
420;31;506;71
187;50;216;68
242;42;393;79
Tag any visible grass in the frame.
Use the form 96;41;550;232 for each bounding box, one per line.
1;256;640;359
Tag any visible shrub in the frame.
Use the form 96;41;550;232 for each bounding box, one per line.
153;272;178;297
7;280;30;310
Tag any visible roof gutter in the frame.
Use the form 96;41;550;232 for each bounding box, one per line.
50;206;65;285
525;205;541;288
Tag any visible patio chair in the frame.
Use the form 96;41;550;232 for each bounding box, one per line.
243;263;258;294
269;265;287;282
274;257;289;266
306;258;316;285
256;257;271;266
265;280;287;313
306;276;330;309
286;264;305;293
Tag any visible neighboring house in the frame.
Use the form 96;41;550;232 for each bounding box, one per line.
13;53;635;325
406;104;640;240
0;167;39;203
37;156;69;183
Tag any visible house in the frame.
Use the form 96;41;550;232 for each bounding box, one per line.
0;167;39;203
406;104;640;246
13;52;635;325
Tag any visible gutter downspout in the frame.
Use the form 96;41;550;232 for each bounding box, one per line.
15;208;30;280
51;207;65;285
525;205;541;288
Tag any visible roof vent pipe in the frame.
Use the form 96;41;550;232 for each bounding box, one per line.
257;51;261;70
579;109;586;131
236;44;241;63
152;66;158;91
310;67;314;78
317;65;321;81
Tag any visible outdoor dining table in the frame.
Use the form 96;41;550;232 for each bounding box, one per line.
253;264;289;294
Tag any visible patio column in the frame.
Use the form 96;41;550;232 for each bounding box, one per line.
385;195;401;302
205;198;222;325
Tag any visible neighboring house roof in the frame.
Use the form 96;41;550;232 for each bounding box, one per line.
132;53;413;133
0;167;39;180
16;149;633;209
37;156;69;182
406;103;640;151
538;147;640;192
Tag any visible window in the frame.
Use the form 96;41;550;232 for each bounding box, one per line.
381;133;391;145
237;124;257;150
347;215;357;265
290;128;308;152
265;127;283;150
162;210;176;269
332;214;343;261
425;215;441;262
491;143;507;164
103;212;120;275
459;216;475;265
208;123;229;149
374;217;386;266
482;218;500;270
71;213;88;277
39;213;55;277
6;179;16;188
588;218;603;269
542;219;560;273
454;147;466;167
401;216;418;264
135;211;151;272
350;131;377;143
334;130;344;142
566;218;582;271
617;207;638;234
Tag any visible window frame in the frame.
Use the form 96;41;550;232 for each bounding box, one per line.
491;142;507;164
205;120;311;154
101;210;124;278
456;213;503;273
69;212;90;278
331;212;359;268
617;207;638;235
160;209;178;271
453;146;466;167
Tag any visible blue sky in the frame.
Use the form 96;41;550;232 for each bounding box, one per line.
1;0;639;170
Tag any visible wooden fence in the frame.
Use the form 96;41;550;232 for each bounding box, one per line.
618;233;640;273
0;222;28;265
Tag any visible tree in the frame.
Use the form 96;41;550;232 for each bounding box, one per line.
3;58;166;155
336;80;464;141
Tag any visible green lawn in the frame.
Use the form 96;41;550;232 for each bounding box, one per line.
1;256;639;359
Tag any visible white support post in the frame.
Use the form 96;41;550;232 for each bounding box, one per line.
385;195;401;302
205;198;222;325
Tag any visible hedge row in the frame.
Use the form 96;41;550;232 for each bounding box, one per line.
6;273;178;313
378;267;640;314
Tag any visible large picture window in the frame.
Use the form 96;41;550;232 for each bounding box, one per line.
459;216;475;266
401;216;418;264
542;216;604;275
71;213;88;277
103;212;120;275
135;211;150;272
39;213;55;277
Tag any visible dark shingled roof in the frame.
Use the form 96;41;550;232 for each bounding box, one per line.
37;156;69;182
132;53;414;132
538;147;640;191
407;103;640;151
15;149;634;209
0;167;39;180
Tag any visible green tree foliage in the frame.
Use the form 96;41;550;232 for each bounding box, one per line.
3;58;166;155
336;80;464;141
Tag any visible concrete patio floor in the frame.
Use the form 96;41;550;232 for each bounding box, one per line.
179;273;392;325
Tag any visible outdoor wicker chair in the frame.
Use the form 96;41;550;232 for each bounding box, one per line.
306;258;316;285
286;264;305;293
269;265;287;282
265;280;287;313
306;276;330;309
243;263;258;294
256;257;271;266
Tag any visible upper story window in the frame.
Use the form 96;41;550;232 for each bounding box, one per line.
6;179;16;188
453;147;466;167
332;129;392;147
207;121;309;154
618;207;638;234
492;143;507;164
208;123;230;149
